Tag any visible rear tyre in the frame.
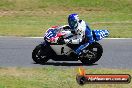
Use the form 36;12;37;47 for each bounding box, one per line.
80;42;103;65
32;44;49;64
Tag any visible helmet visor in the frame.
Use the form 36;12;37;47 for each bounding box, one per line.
68;19;78;29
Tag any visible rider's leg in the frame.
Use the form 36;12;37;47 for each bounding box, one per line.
74;31;94;56
74;42;90;56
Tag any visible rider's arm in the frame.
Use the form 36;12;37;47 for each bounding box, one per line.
60;25;71;31
64;32;85;44
64;29;85;44
64;20;86;44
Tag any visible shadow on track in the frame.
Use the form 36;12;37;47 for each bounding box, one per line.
34;62;98;66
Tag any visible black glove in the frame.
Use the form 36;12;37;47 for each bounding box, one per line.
63;26;71;30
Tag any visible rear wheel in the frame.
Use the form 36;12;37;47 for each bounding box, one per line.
32;44;50;64
80;42;103;65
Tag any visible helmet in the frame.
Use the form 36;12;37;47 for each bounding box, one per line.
68;13;79;30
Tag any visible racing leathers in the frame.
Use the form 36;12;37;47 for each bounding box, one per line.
62;20;94;56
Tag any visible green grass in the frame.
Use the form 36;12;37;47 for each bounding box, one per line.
0;11;131;37
0;0;131;12
0;67;132;88
0;0;131;37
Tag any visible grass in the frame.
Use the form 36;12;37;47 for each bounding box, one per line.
0;11;131;37
0;0;131;12
0;67;132;88
0;0;131;37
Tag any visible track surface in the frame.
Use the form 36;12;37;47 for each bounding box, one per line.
0;37;132;69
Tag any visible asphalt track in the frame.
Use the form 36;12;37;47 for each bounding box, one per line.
0;37;132;69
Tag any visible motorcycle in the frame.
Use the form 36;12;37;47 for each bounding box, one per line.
32;26;109;64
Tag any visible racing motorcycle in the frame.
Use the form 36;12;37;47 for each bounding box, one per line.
32;26;109;65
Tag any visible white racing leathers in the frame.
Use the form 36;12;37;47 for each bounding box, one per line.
62;20;94;55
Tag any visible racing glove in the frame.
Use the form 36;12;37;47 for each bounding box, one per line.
64;39;72;44
64;39;82;44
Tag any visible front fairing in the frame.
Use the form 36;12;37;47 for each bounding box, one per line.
44;28;59;40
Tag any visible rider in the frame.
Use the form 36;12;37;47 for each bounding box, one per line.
61;13;94;56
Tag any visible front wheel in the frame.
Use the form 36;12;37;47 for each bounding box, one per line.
80;42;103;65
32;44;49;64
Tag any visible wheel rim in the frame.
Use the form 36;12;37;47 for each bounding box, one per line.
83;47;98;60
35;49;47;61
80;42;103;64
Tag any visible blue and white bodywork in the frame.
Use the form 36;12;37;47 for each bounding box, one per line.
92;30;109;41
32;26;110;64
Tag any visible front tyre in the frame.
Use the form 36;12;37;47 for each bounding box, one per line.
80;42;103;65
32;44;49;64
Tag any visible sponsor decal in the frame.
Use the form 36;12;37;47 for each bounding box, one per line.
76;67;131;85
